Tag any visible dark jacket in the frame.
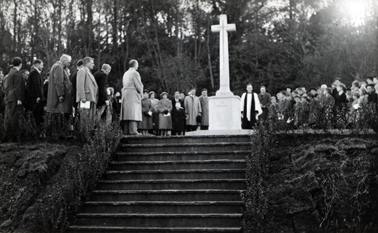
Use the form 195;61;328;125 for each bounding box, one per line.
94;70;108;106
4;68;25;103
70;70;78;103
27;68;44;101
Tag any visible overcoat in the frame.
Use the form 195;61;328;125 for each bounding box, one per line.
157;98;172;129
171;107;186;132
120;68;143;121
199;95;209;126
27;68;44;102
46;61;72;114
139;98;153;130
94;70;108;106
76;67;98;104
184;95;202;126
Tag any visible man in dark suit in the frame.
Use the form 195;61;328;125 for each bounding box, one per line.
27;59;44;127
2;57;25;142
94;64;111;122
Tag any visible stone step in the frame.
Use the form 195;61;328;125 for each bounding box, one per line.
102;169;245;180
120;135;251;145
74;213;243;227
96;179;246;190
91;190;243;202
118;142;251;153
115;151;249;161
67;226;242;233
108;160;246;170
81;201;244;214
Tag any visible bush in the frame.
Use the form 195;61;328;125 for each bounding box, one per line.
242;126;378;232
0;117;121;233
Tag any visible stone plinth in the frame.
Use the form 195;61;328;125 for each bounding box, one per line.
209;95;241;131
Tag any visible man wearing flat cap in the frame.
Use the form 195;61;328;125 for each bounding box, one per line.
120;59;143;135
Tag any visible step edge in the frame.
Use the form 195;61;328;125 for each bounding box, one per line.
110;160;246;164
98;179;246;183
105;169;245;174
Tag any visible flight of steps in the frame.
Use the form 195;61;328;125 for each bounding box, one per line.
67;135;250;233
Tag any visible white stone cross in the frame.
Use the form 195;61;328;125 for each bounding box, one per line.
211;14;236;96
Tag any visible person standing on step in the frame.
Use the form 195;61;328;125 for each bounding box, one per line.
139;89;153;135
199;88;209;130
94;63;112;124
157;92;172;136
184;88;201;132
120;59;143;135
240;83;262;129
171;91;185;135
258;85;271;124
149;91;159;135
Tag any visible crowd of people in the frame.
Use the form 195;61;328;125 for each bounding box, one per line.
240;77;378;131
0;56;210;141
0;55;377;141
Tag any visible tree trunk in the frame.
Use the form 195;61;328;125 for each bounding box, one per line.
13;0;17;54
207;17;214;89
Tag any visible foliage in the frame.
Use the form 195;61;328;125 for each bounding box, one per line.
0;120;121;233
0;0;377;95
242;127;378;232
241;124;276;232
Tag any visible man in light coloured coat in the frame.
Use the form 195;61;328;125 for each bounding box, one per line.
184;88;202;131
120;59;143;135
199;88;209;130
77;57;98;130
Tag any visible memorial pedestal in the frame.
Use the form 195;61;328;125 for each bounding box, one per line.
209;95;241;131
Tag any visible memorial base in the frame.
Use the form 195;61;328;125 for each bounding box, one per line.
209;95;241;131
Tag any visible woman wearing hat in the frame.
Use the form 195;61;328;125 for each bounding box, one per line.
149;91;159;135
139;90;153;135
156;92;172;136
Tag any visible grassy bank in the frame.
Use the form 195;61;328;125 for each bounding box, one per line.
0;122;120;233
243;127;378;232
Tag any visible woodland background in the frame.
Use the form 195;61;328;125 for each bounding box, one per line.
0;0;377;95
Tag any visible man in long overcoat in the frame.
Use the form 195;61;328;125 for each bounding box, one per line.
27;59;45;127
199;88;209;130
184;88;202;131
46;54;73;115
120;59;143;135
2;57;25;142
76;57;98;130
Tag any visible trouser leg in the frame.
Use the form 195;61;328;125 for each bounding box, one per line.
129;121;138;134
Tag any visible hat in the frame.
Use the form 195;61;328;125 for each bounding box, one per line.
309;87;317;92
367;83;375;88
161;92;168;97
148;91;155;97
143;89;149;94
285;85;292;90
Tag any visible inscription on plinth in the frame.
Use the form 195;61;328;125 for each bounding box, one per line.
209;96;241;130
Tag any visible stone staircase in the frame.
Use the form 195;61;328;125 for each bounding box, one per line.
67;135;250;233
